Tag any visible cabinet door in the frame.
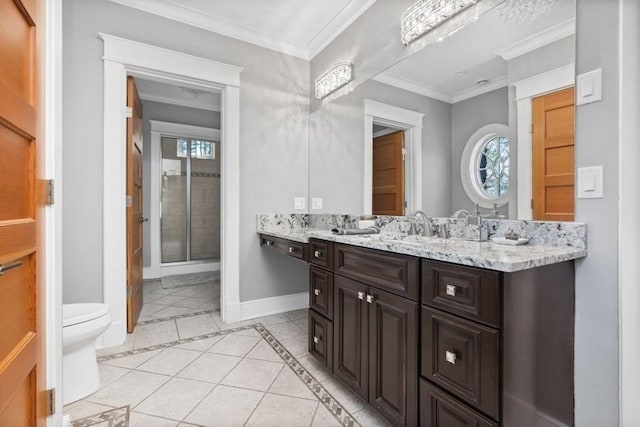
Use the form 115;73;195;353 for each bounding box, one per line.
334;275;369;399
369;288;419;427
308;310;333;371
309;266;333;320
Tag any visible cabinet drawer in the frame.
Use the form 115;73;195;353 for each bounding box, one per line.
334;244;419;300
309;310;333;371
260;234;308;262
310;239;333;270
420;379;497;427
421;307;499;419
309;266;333;320
422;260;501;328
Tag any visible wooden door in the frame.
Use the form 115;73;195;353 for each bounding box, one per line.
333;276;369;399
372;131;404;216
126;77;144;333
368;288;418;427
532;87;575;221
0;0;47;425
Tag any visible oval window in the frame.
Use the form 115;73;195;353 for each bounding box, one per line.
461;124;510;208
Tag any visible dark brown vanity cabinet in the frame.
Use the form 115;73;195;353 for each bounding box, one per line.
259;234;308;262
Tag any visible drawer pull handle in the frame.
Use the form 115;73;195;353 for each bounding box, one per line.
314;250;321;258
266;240;274;246
314;288;321;296
445;284;457;296
0;261;23;276
358;291;365;300
366;294;375;304
288;247;295;253
313;336;320;344
445;350;457;365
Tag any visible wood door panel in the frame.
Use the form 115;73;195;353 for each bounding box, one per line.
369;288;418;427
546;187;574;213
0;125;33;221
545;146;573;175
544;107;574;137
0;255;34;362
334;275;368;399
372;131;404;216
0;81;37;138
0;0;34;103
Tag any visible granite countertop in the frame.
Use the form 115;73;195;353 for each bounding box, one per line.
258;229;587;273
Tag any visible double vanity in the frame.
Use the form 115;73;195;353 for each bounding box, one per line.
258;214;587;427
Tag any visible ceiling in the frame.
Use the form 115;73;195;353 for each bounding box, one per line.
374;0;575;103
108;0;377;59
135;78;221;112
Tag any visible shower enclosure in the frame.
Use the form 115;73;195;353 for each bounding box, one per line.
160;136;220;264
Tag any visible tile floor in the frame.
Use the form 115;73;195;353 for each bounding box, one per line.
70;279;391;426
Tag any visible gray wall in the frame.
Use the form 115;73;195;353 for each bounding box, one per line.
62;0;309;304
140;100;221;267
574;0;620;424
309;79;452;217
450;87;508;214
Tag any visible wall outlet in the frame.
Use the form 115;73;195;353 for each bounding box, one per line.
294;197;306;210
312;197;323;210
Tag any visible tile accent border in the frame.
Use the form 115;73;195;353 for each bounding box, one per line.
71;405;130;427
95;323;360;426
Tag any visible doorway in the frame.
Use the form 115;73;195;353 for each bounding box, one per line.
372;128;405;216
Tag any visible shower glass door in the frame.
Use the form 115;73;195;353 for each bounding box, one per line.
161;136;220;264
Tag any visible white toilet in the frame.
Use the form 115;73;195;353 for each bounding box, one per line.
62;303;112;405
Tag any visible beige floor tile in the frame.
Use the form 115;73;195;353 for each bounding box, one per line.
174;335;224;352
101;349;163;369
86;370;170;408
252;313;292;326
268;367;316;400
183;385;263;427
353;406;393;426
311;404;343;427
176;313;219;338
173;296;212;309
284;308;309;321
64;400;115;421
245;393;318;427
177;352;241;384
150;306;193;319
168;285;212;297
245;340;283;362
296;354;332;383
135;377;214;421
137;348;201;376
278;335;309;357
221;358;284;392
319;377;367;414
230;328;262;338
139;302;168;317
295;317;309;330
208;334;260;357
132;320;180;348
129;411;179;427
152;295;188;306
265;322;307;342
98;364;130;387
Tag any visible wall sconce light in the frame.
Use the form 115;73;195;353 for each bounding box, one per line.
314;62;353;100
401;0;479;45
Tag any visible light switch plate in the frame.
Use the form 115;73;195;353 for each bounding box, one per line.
576;69;602;106
577;166;604;199
311;198;323;210
294;197;306;210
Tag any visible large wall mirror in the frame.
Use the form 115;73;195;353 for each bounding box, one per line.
308;0;576;221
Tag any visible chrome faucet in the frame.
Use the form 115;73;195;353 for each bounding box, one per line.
411;210;435;237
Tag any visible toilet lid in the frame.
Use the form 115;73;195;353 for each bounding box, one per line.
63;303;110;327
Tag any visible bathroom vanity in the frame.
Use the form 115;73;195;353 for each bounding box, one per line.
259;220;585;427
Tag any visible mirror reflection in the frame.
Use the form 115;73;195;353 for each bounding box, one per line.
308;0;576;221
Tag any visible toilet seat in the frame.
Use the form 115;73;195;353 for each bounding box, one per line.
63;303;110;327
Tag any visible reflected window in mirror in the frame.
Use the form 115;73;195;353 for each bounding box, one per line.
461;123;510;208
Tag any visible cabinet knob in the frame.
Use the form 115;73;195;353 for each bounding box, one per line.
445;350;457;365
288;247;295;253
313;336;320;344
314;288;321;296
314;250;321;258
358;291;365;300
445;284;457;296
366;294;375;304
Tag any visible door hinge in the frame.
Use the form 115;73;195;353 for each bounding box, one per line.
530;123;534;134
126;106;133;118
45;388;55;416
45;179;54;205
126;195;132;208
531;198;534;209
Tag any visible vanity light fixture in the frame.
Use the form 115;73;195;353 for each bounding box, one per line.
401;0;478;45
314;62;353;100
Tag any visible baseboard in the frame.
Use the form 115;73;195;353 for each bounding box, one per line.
143;262;220;280
239;292;308;321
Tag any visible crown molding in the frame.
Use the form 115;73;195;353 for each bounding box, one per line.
307;0;377;59
106;0;376;60
373;73;453;103
451;75;508;103
495;18;575;61
139;91;221;112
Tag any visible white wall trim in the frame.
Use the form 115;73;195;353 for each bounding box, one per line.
451;75;508;104
147;120;220;280
363;99;424;215
238;292;308;321
373;73;452;103
618;0;640;423
139;92;221;112
511;63;575;219
100;34;243;347
496;18;576;61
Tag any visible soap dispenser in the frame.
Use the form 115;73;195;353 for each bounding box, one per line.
465;203;488;241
